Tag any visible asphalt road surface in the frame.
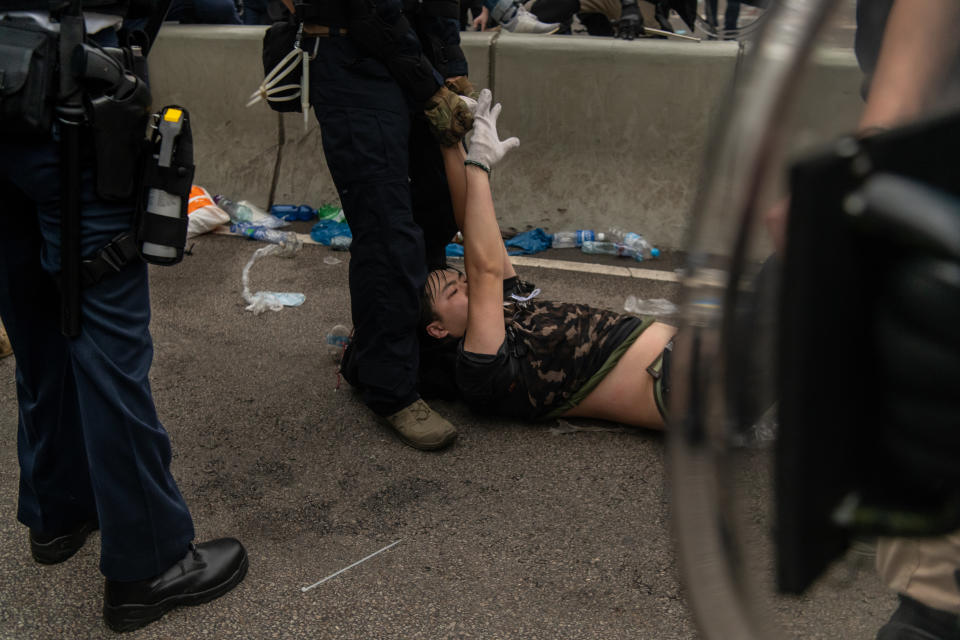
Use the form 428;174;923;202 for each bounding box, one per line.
0;232;893;639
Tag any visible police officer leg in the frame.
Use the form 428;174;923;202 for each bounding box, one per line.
0;177;98;563
1;139;246;631
310;36;456;450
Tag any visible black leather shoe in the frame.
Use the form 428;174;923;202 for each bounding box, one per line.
30;519;99;565
103;538;248;633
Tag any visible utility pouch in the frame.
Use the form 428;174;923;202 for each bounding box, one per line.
0;18;58;138
136;105;194;266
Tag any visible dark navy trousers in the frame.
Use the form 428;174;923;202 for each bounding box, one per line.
310;35;454;415
0;135;195;581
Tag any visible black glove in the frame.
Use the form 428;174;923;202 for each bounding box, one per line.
874;254;960;490
850;173;960;500
616;0;644;39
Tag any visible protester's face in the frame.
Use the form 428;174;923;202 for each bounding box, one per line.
426;268;469;340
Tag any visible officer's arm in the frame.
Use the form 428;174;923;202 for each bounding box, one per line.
859;0;960;133
410;1;468;80
347;0;444;103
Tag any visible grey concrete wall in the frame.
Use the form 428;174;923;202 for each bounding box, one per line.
149;27;864;249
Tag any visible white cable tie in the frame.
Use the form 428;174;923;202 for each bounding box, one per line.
510;287;541;302
247;47;304;108
301;539;402;592
301;49;310;130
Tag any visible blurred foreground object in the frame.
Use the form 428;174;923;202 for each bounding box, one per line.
668;0;960;638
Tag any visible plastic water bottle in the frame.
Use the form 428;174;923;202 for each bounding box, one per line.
330;235;351;251
620;232;660;260
552;230;602;248
215;196;289;229
326;324;351;362
581;240;652;261
581;240;620;256
326;324;350;351
214;195;254;222
231;221;302;248
270;204;315;221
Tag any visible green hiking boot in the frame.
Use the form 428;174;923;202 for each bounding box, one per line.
0;323;11;359
384;399;457;451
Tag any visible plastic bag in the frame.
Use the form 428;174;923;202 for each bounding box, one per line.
505;228;552;256
445;243;464;257
623;295;677;316
444;228;552;257
310;219;352;245
186;185;230;238
241;243;305;314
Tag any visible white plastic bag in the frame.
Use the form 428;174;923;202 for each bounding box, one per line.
186;185;230;238
241;243;306;315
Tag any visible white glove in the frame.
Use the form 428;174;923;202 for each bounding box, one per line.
464;89;519;173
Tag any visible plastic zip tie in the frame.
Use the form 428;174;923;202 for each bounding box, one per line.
300;540;402;592
247;47;303;107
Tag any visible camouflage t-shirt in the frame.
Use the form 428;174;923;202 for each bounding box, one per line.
455;299;644;420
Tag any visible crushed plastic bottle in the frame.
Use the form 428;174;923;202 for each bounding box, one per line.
330;235;351;251
551;229;603;248
326;324;351;360
231;221;303;249
623;295;677;316
215;196;289;229
620;232;660;260
581;240;644;260
581;239;659;262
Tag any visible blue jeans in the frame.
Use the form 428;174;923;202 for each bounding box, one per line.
0;132;194;581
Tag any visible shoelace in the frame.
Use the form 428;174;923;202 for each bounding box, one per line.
246;24;319;130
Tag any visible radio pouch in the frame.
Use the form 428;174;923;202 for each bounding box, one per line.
136;105;194;266
0;18;58;138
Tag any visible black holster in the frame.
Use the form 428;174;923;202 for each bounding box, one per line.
72;44;153;200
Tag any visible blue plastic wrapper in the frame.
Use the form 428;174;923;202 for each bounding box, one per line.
444;228;551;258
310;219;353;245
505;228;551;256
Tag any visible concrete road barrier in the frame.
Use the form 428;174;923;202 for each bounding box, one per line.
150;27;863;249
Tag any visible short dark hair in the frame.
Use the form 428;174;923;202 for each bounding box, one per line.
418;266;462;343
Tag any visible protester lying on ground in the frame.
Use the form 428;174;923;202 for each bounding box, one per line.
418;90;677;430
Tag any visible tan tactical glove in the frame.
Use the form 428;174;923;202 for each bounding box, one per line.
444;76;477;100
424;85;475;147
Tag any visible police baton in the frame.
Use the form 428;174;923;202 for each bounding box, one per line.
58;0;85;338
141;0;175;56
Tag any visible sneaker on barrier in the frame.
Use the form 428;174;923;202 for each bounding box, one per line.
504;7;560;34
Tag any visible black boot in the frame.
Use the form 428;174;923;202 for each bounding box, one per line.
29;518;99;564
103;538;248;633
